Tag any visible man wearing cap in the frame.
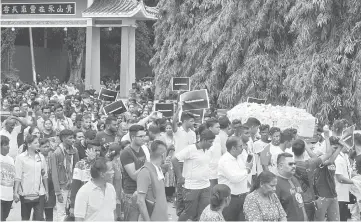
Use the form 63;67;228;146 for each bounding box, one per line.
172;129;215;221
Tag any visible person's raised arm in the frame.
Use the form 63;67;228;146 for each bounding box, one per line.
304;142;318;159
172;103;182;133
323;141;343;166
318;130;333;163
9;116;28;128
137;111;158;127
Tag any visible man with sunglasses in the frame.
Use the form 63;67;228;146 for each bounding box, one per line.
276;152;308;221
172;129;215;221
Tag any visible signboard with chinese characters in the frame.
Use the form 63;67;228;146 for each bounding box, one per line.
1;3;75;15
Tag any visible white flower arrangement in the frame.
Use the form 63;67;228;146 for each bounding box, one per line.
227;103;316;137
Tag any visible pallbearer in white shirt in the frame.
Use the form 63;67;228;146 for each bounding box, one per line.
172;104;196;217
218;136;253;221
205;118;221;189
172;129;215;221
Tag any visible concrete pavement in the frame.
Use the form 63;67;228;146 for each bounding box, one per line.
6;200;178;221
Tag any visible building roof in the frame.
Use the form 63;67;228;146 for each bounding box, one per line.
83;0;158;20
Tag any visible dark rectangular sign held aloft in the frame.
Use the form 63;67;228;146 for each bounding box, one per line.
172;77;190;91
2;3;76;15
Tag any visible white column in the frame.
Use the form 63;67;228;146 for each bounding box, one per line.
85;19;100;91
119;20;136;98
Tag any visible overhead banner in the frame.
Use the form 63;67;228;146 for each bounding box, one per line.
103;100;127;115
342;124;355;149
180;89;209;111
155;103;174;118
172;77;190;91
247;97;266;104
1;3;76;15
98;88;118;102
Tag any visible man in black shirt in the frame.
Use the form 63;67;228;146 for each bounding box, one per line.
276;152;308;221
119;125;147;221
94;116;117;155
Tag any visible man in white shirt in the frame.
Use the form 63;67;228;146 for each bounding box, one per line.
335;145;354;221
37;106;52;133
172;129;215;221
218;136;252;221
172;104;196;216
52;104;74;132
261;127;295;174
74;157;116;221
218;116;232;153
205;118;221;188
245;117;261;143
0;136;15;221
253;124;270;175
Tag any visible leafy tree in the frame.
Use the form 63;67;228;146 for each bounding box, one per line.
152;0;361;125
1;28;19;81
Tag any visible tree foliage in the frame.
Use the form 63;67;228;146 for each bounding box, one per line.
152;0;361;125
1;28;18;69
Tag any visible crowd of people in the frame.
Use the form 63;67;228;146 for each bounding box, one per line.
1;76;361;222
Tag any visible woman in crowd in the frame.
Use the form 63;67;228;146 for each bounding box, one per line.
14;135;49;221
164;145;176;202
243;171;287;221
20;126;42;152
162;122;175;147
27;126;41;138
70;112;77;123
199;184;231;222
42;119;57;138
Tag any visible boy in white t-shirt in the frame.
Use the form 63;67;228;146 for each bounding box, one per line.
0;135;15;221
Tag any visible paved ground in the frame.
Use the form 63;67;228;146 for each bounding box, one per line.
7;200;178;221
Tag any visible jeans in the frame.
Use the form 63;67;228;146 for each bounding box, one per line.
123;192;140;221
175;162;184;217
222;193;247;221
339;201;349;221
1;200;13;221
55;189;69;221
20;195;45;221
314;197;340;221
304;202;315;221
178;187;211;221
45;208;54;221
